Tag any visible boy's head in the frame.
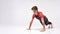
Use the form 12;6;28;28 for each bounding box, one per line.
31;6;38;11
31;6;38;15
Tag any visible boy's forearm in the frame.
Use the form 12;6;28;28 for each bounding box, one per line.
29;22;32;29
29;20;33;29
42;24;45;30
41;18;45;30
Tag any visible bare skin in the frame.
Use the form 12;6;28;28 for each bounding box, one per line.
27;10;46;32
48;23;53;29
27;19;34;30
40;17;45;32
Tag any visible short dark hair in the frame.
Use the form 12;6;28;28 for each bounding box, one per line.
31;6;38;10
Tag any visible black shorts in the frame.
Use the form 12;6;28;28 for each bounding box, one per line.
35;15;52;25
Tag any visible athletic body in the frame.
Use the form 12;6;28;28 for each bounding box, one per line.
27;6;53;32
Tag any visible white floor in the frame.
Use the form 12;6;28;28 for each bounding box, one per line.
0;24;60;34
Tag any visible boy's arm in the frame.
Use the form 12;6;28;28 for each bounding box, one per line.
41;17;45;31
28;19;34;30
39;12;45;32
27;14;35;30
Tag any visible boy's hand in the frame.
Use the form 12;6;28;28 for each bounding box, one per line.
27;28;31;30
40;28;45;32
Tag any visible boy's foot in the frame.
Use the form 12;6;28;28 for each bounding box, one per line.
48;24;53;29
48;25;50;29
51;25;53;29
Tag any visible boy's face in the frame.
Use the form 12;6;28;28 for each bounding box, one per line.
32;9;38;15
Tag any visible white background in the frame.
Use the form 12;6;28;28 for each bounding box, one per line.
0;0;60;34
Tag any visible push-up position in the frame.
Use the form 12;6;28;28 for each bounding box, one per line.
27;6;53;32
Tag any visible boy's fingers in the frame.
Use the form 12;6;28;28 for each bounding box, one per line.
40;29;45;32
27;28;31;30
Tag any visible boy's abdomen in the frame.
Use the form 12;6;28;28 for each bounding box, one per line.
35;15;49;25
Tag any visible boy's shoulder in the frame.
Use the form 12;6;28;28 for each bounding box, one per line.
38;11;42;13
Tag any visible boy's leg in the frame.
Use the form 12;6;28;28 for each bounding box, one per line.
43;16;53;29
48;22;53;29
48;24;50;29
50;23;53;28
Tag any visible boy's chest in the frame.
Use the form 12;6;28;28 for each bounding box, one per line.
35;15;41;20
